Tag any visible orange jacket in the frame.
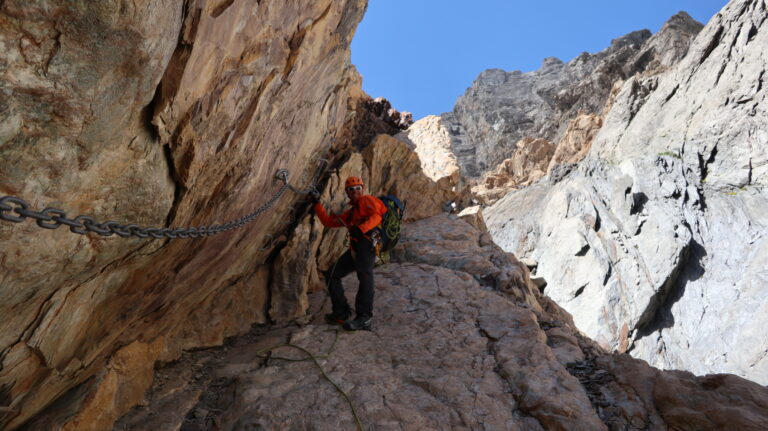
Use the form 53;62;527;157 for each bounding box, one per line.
314;195;387;234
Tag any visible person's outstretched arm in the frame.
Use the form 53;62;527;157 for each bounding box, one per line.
314;202;347;228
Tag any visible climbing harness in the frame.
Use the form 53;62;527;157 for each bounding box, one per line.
370;229;381;255
0;168;321;241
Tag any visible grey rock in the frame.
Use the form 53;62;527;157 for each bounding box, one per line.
447;13;702;178
550;162;578;184
485;181;551;259
627;12;704;74
491;157;696;352
488;0;768;384
440;112;479;178
631;188;768;381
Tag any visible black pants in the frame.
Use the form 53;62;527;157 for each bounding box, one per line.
326;236;376;318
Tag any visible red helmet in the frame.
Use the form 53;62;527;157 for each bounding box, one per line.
345;176;364;188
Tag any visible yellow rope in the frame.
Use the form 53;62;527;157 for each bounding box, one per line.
382;205;401;241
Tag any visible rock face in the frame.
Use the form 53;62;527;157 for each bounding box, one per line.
394;115;460;189
547;113;603;173
440;112;480;178
487;0;768;384
114;215;768;431
473;137;555;204
446;12;703;181
0;1;374;429
364;134;458;221
341;94;414;153
471;113;603;205
2;1;765;429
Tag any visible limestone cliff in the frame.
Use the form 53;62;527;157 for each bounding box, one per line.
0;0;374;429
447;12;703;198
486;0;768;384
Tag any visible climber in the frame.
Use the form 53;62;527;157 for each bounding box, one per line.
311;176;388;331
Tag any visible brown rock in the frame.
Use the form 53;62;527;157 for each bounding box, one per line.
338;93;413;154
586;354;768;430
59;339;163;431
618;323;630;354
117;215;604;431
473;137;555;204
547;113;603;173
469;113;600;205
270;222;313;323
159;264;270;361
391;214;539;311
0;0;368;428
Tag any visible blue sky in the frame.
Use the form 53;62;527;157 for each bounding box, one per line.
351;1;729;120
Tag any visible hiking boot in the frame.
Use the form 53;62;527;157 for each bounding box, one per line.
342;315;372;331
324;311;350;325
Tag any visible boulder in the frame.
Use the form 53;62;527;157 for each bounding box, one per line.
547;113;604;173
457;205;488;232
363;134;457;221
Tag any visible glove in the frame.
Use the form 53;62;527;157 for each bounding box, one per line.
349;226;363;239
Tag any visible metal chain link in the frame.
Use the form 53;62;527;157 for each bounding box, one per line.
0;168;314;240
276;156;326;195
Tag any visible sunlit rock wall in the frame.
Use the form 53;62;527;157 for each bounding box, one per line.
487;0;768;384
0;0;369;428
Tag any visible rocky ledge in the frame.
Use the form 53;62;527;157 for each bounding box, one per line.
110;215;768;431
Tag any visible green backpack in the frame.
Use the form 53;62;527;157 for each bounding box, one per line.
376;195;405;254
